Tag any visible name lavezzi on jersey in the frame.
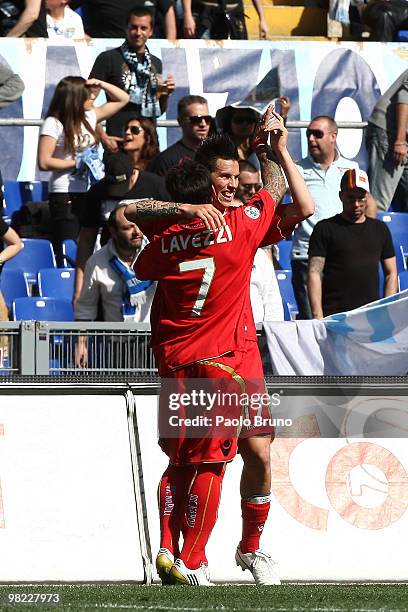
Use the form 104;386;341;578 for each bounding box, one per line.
161;224;233;254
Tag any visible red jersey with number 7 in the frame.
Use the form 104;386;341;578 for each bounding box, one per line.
135;191;290;372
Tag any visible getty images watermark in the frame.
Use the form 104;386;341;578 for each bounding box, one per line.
158;379;293;438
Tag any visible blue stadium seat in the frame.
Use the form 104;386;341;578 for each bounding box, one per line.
397;30;408;41
38;268;75;300
399;270;408;291
3;180;43;219
12;297;74;321
41;181;49;200
2;238;56;285
377;212;408;257
62;239;77;268
0;269;29;312
276;269;298;320
276;240;292;270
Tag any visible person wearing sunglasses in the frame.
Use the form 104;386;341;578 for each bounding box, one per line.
290;115;377;320
216;106;260;161
149;94;212;177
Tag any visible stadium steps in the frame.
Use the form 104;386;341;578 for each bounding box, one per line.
244;1;333;39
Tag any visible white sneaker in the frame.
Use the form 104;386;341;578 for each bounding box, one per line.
235;545;281;585
169;558;214;586
156;548;174;584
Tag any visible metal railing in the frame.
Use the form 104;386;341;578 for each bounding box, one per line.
0;118;368;129
0;321;268;376
0;321;157;376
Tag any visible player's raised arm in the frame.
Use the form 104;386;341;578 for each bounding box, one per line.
254;104;315;227
122;199;225;231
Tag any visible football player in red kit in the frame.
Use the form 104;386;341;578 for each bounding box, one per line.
124;105;314;585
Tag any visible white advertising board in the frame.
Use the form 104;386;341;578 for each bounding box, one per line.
0;393;144;581
134;394;408;581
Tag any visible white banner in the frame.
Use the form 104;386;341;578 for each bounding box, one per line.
0;393;144;581
134;393;408;581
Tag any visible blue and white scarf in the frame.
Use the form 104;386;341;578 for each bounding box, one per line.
110;255;153;321
121;41;161;118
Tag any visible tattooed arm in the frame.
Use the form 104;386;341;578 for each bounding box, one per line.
255;104;315;229
307;256;325;319
123;199;225;231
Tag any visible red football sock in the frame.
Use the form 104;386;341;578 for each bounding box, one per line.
179;463;226;570
158;464;193;557
240;495;271;553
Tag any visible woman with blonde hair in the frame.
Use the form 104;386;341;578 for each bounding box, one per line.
38;75;129;265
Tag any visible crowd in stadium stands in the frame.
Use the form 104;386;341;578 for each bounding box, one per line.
2;0;408;41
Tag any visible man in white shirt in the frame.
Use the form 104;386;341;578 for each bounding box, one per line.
236;160;284;323
74;204;155;367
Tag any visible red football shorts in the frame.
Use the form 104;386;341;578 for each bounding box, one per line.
158;340;273;466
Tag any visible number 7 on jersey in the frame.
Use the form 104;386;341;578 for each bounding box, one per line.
179;257;216;317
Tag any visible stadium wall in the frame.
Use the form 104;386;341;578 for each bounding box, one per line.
0;39;407;181
1;381;407;582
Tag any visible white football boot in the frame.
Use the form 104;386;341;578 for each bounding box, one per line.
169;558;214;586
235;545;281;585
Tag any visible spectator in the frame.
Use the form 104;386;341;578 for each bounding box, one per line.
182;0;268;39
235;159;262;202
0;61;25;108
362;0;408;41
46;0;85;38
74;204;155;367
291;115;377;319
74;132;169;304
148;95;211;176
122;115;160;171
70;0;177;39
0;61;25;207
215;100;290;164
308;168;397;319
366;69;408;211
0;217;23;320
37;75;129;266
234;160;284;322
0;0;47;36
89;7;175;152
216;105;260;161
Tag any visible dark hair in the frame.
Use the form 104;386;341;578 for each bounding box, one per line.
177;95;208;119
107;204;127;231
126;6;154;28
195;133;239;172
46;76;98;155
224;107;259;135
123;115;160;170
239;159;258;174
166;161;212;203
310;115;338;132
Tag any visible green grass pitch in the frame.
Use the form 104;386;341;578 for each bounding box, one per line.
0;584;407;611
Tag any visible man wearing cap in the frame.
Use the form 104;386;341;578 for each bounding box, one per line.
74;151;168;304
148;95;212;177
291;115;377;319
74;204;155;367
307;169;397;319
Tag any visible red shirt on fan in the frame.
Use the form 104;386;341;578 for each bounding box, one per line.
135;191;291;373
